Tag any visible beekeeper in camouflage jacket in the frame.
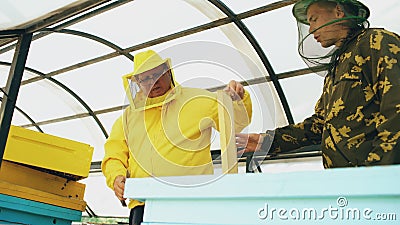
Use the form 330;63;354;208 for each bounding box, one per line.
236;0;400;168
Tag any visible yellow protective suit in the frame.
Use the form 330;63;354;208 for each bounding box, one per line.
102;83;252;209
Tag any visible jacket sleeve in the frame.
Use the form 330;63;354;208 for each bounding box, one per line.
262;96;325;154
101;115;130;189
361;30;400;165
233;90;253;132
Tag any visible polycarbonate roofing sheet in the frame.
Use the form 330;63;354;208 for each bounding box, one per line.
0;0;399;219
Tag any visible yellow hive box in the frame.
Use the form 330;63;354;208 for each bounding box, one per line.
0;160;85;200
0;180;87;211
3;125;94;179
0;160;87;211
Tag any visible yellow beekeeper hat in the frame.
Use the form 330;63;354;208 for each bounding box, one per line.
131;49;170;77
123;49;171;89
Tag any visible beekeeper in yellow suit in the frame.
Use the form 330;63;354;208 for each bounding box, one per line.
102;49;252;225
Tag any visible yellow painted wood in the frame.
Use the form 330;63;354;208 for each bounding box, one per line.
0;160;85;200
4;125;93;178
0;180;87;211
217;90;238;174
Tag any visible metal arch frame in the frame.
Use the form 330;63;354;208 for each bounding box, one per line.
17;0;299;86
0;0;134;165
0;0;116;53
0;0;134;215
0;93;43;132
18;8;295;132
1;0;317;158
12;104;43;132
15;0;301;131
0;34;32;168
0;61;109;138
0;60;104;217
42;28;134;61
41;72;110;138
207;0;294;125
0;0;323;219
0;0;134;54
0;61;42;132
1;26;136;137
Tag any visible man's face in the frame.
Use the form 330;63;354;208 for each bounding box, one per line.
307;3;346;48
134;63;172;98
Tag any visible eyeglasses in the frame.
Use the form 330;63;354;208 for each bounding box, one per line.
134;69;169;85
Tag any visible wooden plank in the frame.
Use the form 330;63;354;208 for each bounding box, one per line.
0;160;85;200
0;180;86;211
217;90;238;174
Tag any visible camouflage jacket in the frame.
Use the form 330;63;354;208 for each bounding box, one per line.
264;28;400;168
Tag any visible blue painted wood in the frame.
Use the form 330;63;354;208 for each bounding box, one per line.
125;165;400;225
0;194;82;225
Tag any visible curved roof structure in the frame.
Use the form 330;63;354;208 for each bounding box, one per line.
0;0;399;221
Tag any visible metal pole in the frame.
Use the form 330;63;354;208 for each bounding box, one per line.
208;0;295;124
0;33;32;168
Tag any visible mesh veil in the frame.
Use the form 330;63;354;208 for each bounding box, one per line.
293;0;370;76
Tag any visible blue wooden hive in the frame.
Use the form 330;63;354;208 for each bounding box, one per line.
125;165;400;225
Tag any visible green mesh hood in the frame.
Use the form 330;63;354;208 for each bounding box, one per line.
292;0;370;25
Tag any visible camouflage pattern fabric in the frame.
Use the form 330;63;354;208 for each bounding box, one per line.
265;28;400;168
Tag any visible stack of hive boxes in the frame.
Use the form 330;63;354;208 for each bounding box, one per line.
0;125;93;225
